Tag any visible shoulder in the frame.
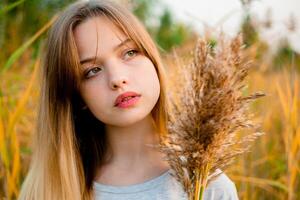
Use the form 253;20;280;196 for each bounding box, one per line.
204;169;239;200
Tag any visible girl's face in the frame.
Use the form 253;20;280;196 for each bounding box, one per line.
74;16;160;127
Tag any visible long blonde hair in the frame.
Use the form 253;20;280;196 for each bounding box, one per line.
18;0;169;199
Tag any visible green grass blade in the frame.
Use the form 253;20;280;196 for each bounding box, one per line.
0;0;25;15
0;15;57;74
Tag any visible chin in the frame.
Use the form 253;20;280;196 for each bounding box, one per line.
106;110;152;127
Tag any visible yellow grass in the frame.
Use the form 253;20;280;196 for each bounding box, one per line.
0;58;39;199
227;70;300;199
276;73;299;200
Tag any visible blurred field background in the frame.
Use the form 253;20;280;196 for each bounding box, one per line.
0;0;299;199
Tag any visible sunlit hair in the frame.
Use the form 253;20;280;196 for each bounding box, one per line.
18;0;169;199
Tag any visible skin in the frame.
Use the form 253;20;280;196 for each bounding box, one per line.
73;16;170;186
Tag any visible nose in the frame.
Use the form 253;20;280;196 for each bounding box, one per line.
106;59;129;90
110;77;128;90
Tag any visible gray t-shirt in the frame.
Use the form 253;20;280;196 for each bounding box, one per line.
93;169;239;200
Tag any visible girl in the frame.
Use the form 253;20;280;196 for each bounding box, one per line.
19;0;239;199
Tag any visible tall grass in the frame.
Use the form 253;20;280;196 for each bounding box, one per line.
275;71;299;200
0;14;56;200
0;58;39;199
228;69;300;199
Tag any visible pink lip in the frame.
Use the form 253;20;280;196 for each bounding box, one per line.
114;91;141;108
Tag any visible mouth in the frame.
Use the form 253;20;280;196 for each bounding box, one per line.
114;91;141;108
115;95;141;108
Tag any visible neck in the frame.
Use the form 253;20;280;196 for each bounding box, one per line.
103;114;162;167
95;114;170;184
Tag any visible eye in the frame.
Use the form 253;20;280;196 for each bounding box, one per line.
123;49;138;60
84;66;102;78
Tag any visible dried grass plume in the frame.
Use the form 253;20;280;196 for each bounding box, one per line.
158;34;265;199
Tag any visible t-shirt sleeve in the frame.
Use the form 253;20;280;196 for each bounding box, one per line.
203;172;239;200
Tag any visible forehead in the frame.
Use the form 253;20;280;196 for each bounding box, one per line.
73;16;127;60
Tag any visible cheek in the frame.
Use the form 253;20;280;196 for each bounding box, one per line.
79;81;107;109
151;71;161;103
136;60;161;102
79;82;113;123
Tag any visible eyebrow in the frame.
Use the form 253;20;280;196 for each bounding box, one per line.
79;38;133;65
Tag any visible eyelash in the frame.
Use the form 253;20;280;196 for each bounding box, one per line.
83;49;139;79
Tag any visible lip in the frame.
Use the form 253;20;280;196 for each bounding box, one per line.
114;91;141;108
